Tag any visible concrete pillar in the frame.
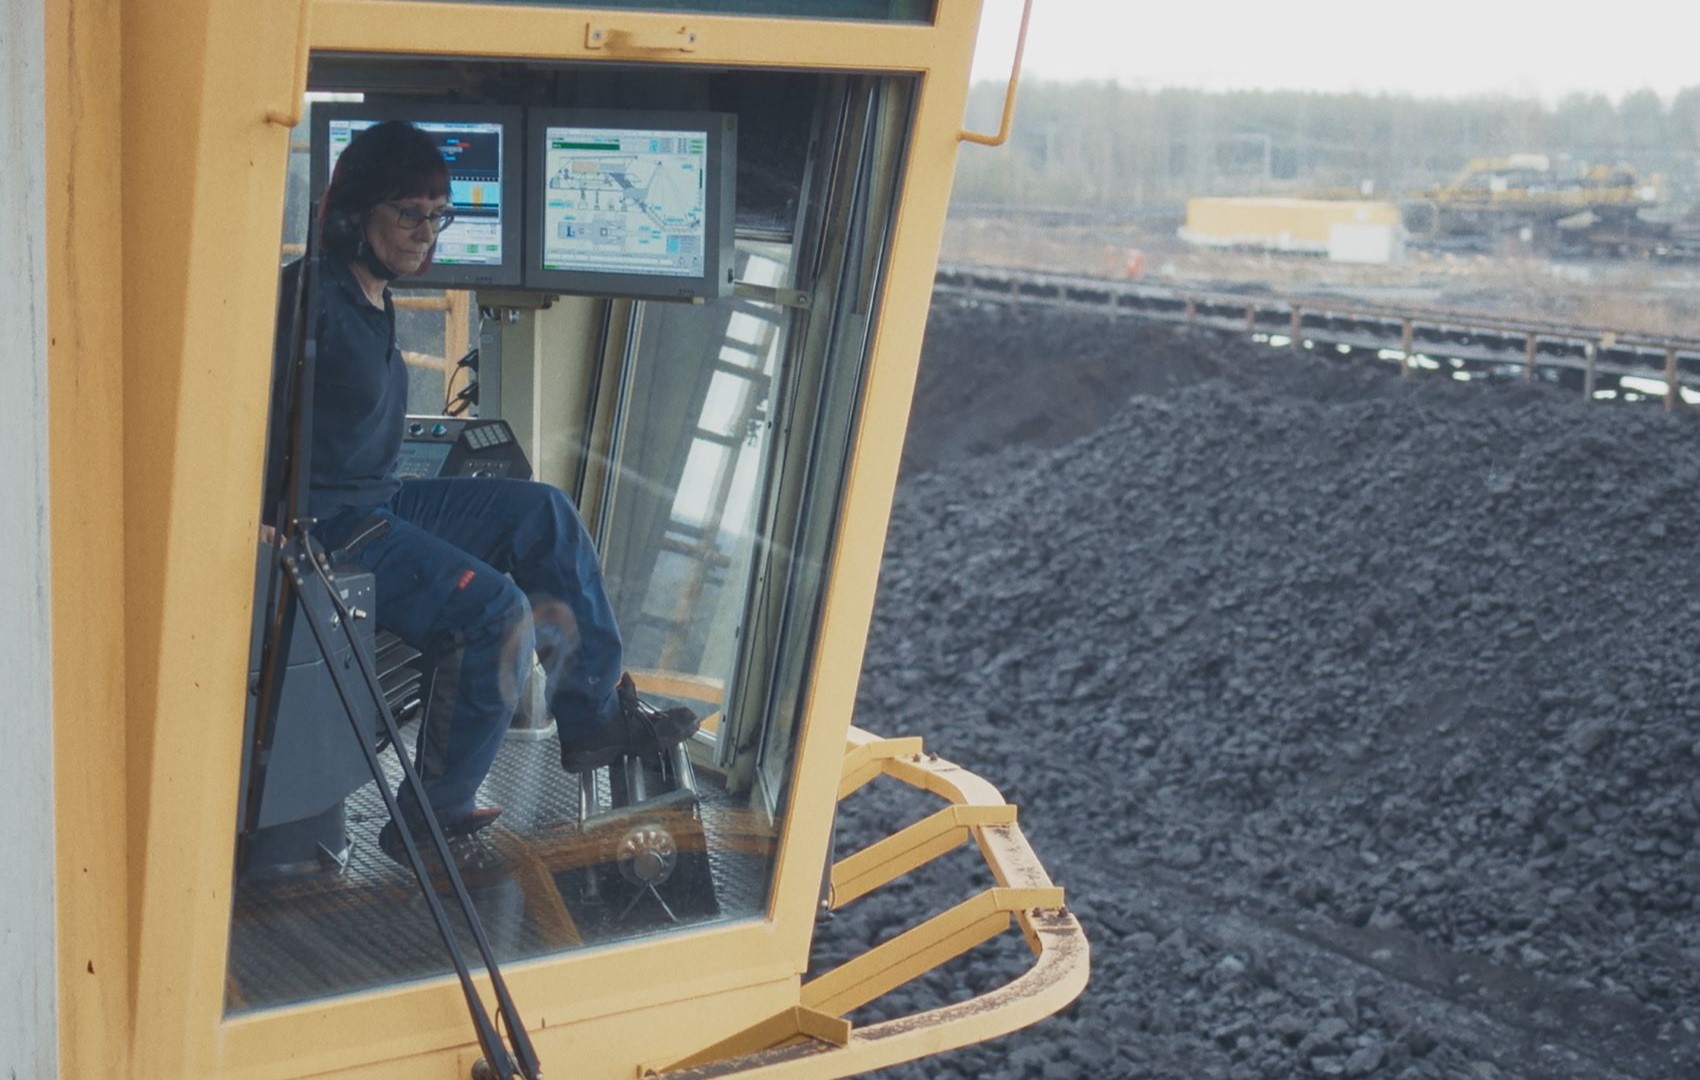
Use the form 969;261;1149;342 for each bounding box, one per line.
0;0;60;1074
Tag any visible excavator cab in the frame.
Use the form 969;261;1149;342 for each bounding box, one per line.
235;56;889;997
23;3;1085;1079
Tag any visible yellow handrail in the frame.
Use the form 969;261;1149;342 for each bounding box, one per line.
959;0;1033;148
645;727;1089;1078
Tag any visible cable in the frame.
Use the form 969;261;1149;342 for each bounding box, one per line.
442;345;479;413
443;363;469;412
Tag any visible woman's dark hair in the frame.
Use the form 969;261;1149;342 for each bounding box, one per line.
317;120;450;268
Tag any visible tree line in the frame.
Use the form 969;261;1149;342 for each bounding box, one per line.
955;81;1700;211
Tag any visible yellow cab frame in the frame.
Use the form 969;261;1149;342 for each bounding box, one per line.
37;1;1083;1078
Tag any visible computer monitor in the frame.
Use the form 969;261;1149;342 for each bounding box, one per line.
525;108;737;300
309;101;525;289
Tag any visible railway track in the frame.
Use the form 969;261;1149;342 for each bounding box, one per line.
934;264;1700;408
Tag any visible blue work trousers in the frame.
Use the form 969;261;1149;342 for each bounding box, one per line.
317;478;624;823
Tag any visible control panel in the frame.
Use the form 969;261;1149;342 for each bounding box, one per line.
396;416;533;481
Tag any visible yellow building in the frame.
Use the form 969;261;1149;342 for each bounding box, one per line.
1180;196;1406;260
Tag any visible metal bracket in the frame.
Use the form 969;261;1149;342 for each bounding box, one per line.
586;23;699;53
732;282;811;310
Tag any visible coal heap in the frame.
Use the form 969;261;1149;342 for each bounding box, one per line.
816;305;1700;1080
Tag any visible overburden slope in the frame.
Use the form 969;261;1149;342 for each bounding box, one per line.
821;305;1700;1080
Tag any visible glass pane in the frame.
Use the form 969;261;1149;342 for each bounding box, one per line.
228;63;909;1017
601;242;792;687
745;77;915;814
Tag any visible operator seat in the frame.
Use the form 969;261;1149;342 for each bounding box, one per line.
237;544;426;879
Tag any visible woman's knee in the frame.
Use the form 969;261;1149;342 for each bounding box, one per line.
459;578;534;704
512;482;592;564
533;483;582;532
490;577;534;644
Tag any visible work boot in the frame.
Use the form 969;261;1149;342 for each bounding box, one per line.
559;673;700;772
377;805;506;881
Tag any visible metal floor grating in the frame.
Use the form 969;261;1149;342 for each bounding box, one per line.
226;735;777;1014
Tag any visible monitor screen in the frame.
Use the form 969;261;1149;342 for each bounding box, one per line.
526;109;737;300
310;101;525;289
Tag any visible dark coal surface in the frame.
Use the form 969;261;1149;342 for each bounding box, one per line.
813;305;1700;1080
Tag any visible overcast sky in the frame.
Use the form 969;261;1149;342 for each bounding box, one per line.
971;0;1694;103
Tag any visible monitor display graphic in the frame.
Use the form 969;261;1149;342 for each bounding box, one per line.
540;125;710;279
527;109;736;300
311;102;524;288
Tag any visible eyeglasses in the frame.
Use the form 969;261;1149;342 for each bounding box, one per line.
386;202;456;233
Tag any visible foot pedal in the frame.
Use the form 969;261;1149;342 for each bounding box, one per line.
561;744;718;929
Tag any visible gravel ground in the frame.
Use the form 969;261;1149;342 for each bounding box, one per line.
811;304;1700;1079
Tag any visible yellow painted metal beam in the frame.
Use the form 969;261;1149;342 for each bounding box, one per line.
838;734;924;773
117;0;310;1076
46;0;132;1073
218;926;802;1080
803;912;1010;1019
654;1006;851;1075
800;887;1060;1018
653;910;1086;1080
835;735;923;800
311;1;954;73
829;804;1016;909
883;749;1008;805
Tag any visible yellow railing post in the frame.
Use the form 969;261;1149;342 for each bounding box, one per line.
959;0;1033;148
